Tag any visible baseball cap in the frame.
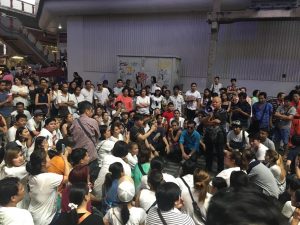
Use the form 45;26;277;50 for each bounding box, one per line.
154;87;161;91
118;180;135;203
33;109;44;116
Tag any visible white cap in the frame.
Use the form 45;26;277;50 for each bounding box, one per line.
118;180;135;202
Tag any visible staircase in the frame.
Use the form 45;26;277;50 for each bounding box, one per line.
0;0;54;66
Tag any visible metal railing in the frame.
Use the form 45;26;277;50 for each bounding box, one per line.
0;0;36;15
0;13;53;64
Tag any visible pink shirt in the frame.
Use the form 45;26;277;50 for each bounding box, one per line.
116;94;133;112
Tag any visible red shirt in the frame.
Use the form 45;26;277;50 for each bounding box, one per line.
162;111;174;124
116;94;133;112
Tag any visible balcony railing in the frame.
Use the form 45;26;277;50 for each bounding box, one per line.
0;0;36;15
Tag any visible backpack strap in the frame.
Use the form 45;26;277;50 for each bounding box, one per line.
138;163;146;176
78;211;91;224
146;200;157;214
157;208;168;225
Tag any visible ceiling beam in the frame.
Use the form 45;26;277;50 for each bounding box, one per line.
208;8;300;23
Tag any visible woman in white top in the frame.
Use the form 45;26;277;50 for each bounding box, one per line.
180;169;212;225
110;122;125;143
136;169;163;212
26;149;70;225
265;149;286;194
136;88;150;115
96;125;115;167
15;127;34;161
150;88;163;111
11;76;29;107
103;177;146;225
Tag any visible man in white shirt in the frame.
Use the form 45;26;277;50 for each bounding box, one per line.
249;133;268;161
0;177;34;225
210;76;223;96
94;83;110;106
11;102;31;121
39;117;60;150
56;82;75;115
185;83;201;120
26;109;44;136
113;79;124;95
170;85;185;115
80;80;94;103
7;113;27;142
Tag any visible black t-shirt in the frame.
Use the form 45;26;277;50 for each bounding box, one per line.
130;125;145;143
287;146;300;174
231;101;251;123
213;108;228;126
56;212;103;225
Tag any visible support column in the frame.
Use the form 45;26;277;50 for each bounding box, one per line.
206;0;221;88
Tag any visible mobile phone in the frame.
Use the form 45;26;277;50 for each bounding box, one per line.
62;144;66;155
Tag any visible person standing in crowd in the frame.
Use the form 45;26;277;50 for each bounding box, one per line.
170;85;185;115
70;101;100;182
210;76;222;96
94;83;110;107
35;79;51;116
185;83;201;120
291;92;300;138
251;92;273;134
135;74;144;95
27;77;37;113
136;88;150;115
0;177;34;225
81;80;94;104
72;72;83;87
11;76;29;108
56;82;75;116
252;89;260;105
115;87;133;112
150;87;164;112
230;92;251;129
0;80;13;128
273;96;296;155
113;79;124;96
227;78;239;94
203;96;228;172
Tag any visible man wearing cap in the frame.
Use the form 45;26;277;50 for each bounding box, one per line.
26;109;44;136
226;120;249;151
94;82;110;106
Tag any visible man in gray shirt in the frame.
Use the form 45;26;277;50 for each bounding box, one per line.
244;149;279;198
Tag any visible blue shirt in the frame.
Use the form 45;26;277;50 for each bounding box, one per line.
252;102;273;129
0;91;12;117
179;130;201;152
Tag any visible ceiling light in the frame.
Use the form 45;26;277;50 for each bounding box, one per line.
11;56;24;60
58;24;62;29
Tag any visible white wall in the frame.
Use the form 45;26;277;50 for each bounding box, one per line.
67;14;300;96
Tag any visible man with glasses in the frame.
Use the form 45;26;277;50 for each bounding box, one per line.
185;83;201;120
179;120;201;160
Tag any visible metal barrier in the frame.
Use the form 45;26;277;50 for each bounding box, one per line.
0;0;35;15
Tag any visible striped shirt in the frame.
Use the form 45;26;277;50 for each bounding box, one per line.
146;207;195;225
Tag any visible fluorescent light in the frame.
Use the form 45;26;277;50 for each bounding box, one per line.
58;24;62;29
11;56;24;60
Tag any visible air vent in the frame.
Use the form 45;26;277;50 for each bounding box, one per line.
250;0;299;9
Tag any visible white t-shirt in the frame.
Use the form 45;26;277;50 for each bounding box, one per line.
0;207;34;225
104;206;146;225
80;88;94;103
215;167;241;187
139;189;156;212
11;85;29;107
255;143;268;161
26;118;43;133
56;92;75;114
170;95;185;113
170;117;185;128
7;126;17;142
95;139;115;167
113;87;123;96
150;95;163;110
282;201;298;224
0;165;28;180
11;110;31;120
28;173;63;225
94;88;110;105
185;90;201;110
93;155;131;198
126;153;138;170
136;96;150;115
38;128;59;150
140;173;179;190
226;130;249;146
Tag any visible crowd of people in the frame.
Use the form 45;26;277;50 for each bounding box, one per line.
0;69;299;225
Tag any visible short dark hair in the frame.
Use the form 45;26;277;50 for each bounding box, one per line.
252;89;260;97
15;113;27;122
85;80;91;85
230;78;236;82
68;148;88;166
44;117;56;126
78;101;94;115
16;102;24;107
133;114;144;122
156;182;181;211
111;141;129;158
259;92;267;99
230;171;249;189
206;188;288;225
212;177;227;189
0;177;20;206
187;120;196;126
191;83;197;87
238;92;247;99
150;156;164;172
117;79;123;83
